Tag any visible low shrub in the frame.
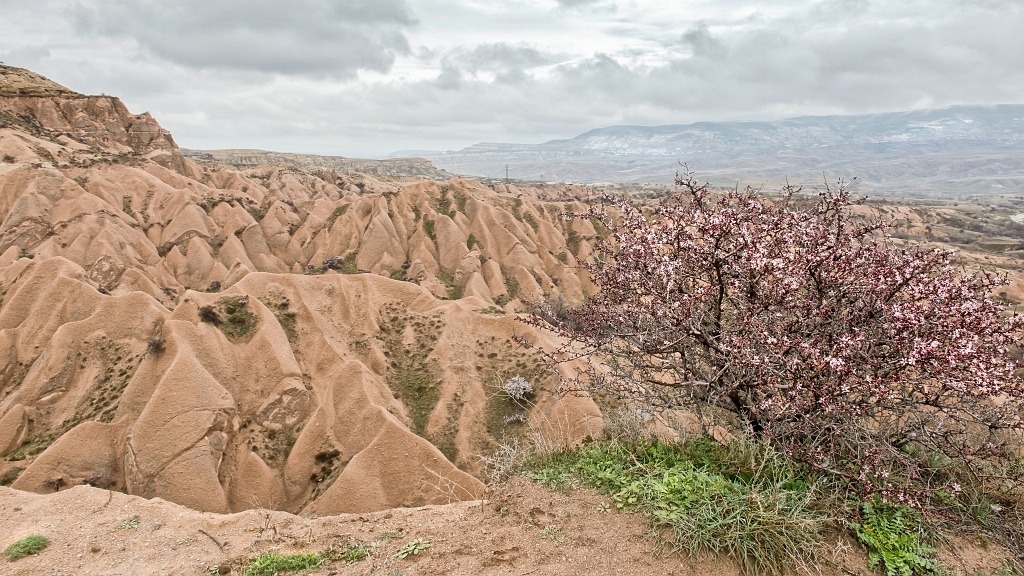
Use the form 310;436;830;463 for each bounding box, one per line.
199;295;257;339
5;535;49;561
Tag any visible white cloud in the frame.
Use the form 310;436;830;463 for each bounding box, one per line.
0;0;1022;156
70;0;416;78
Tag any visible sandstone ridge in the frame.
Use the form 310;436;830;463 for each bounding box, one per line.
0;67;602;515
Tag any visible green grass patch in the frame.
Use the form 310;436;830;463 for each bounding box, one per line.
453;190;468;213
437;273;463;300
466;233;480;250
5;432;56;461
243;551;322;576
240;542;375;575
511;198;524;220
200;295;257;339
258;294;298;343
6;535;49;561
423;218;436;241
565;226;581;255
523;212;540;231
430;395;464;462
494;273;520;306
434;186;453;217
326;204;349;229
0;467;23;486
525;439;827;576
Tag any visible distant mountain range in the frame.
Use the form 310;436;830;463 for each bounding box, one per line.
402;105;1024;195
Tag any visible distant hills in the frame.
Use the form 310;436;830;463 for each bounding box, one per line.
408;105;1024;195
181;148;453;180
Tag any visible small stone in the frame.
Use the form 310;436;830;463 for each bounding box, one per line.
217;564;231;575
90;545;101;553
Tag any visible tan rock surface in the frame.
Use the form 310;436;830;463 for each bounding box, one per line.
0;68;608;516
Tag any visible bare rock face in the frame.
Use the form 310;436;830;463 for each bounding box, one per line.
0;64;177;155
0;67;604;515
0;65;76;96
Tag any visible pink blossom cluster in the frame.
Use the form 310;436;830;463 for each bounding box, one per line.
533;172;1024;501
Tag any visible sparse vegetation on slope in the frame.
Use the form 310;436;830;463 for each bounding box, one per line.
258;293;298;343
199;295;257;339
5;535;49;561
378;303;444;435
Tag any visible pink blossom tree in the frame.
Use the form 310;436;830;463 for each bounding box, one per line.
535;172;1024;502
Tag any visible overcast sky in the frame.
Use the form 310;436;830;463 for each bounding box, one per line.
2;0;1023;157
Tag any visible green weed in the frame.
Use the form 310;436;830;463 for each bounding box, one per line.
321;542;370;563
5;535;49;561
392;539;431;559
118;515;140;530
852;500;940;576
494;273;520;306
437;273;462;300
0;467;23;486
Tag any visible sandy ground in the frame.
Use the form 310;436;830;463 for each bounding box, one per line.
0;477;823;576
4;477;1009;576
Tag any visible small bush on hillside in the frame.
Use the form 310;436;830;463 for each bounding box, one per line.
502;375;533;401
6;535;49;561
199;295;256;339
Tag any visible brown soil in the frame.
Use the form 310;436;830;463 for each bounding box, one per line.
2;478;1009;576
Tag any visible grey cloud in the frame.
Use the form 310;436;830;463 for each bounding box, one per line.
0;46;51;68
9;0;1024;157
71;0;415;77
440;43;560;84
680;23;725;58
555;0;617;13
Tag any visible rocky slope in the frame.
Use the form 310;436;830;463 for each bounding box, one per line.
0;66;603;516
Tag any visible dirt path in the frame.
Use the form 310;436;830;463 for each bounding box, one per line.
1;479;1007;576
